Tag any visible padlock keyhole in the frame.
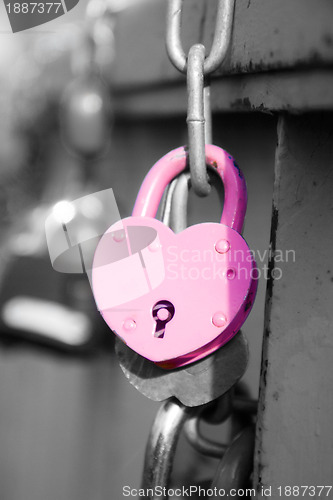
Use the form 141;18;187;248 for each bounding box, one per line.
152;300;175;339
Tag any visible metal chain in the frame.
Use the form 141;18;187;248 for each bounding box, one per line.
166;0;235;197
166;0;236;75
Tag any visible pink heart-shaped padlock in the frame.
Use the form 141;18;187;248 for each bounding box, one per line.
92;145;257;368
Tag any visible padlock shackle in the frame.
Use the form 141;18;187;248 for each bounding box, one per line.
132;145;247;233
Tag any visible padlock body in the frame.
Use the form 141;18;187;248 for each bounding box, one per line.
92;216;257;368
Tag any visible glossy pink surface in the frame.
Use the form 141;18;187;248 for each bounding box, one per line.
92;146;257;368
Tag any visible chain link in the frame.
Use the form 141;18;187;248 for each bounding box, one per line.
166;0;235;75
187;44;211;196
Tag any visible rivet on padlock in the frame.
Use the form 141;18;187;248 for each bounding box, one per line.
92;145;258;368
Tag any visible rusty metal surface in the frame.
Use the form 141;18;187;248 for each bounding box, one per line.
253;114;333;494
113;70;333;116
112;0;333;89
